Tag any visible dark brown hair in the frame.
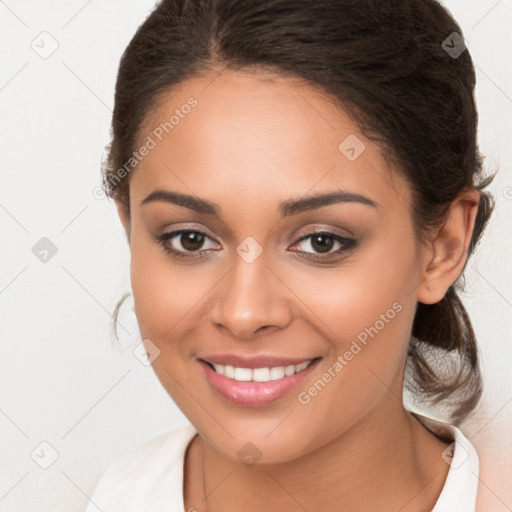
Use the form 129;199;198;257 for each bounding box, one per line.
103;0;495;425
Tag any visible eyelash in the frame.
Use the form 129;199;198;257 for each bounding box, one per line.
153;228;358;263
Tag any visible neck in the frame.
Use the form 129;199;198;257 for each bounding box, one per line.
186;396;450;512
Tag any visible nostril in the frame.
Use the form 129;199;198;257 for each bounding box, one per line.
256;325;272;334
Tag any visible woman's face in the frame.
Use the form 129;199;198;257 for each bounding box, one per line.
119;69;431;464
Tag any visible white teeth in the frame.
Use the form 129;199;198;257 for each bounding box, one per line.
295;361;309;372
212;363;224;375
252;367;270;382
209;360;314;382
269;366;285;380
234;367;252;381
284;365;295;376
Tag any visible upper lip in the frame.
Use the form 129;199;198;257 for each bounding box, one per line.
198;354;319;369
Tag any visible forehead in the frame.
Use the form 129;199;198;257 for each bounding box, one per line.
130;69;411;216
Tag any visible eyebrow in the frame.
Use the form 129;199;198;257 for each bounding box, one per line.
140;189;379;216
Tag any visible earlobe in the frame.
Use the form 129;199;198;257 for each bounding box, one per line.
417;188;480;305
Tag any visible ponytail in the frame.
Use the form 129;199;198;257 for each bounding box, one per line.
407;186;495;425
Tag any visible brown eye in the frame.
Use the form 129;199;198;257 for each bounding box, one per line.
154;229;220;259
180;231;206;251
289;230;358;262
309;233;335;253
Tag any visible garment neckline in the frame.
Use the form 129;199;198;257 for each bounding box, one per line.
178;410;479;512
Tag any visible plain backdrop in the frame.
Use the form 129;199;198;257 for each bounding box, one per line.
1;1;511;511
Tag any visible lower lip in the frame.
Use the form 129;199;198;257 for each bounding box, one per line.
199;358;321;407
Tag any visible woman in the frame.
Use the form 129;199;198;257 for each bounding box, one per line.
87;0;495;510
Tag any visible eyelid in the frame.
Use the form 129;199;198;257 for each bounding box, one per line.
153;225;358;262
289;229;356;255
293;225;355;241
154;227;220;251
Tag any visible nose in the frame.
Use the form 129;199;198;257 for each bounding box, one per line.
208;254;293;339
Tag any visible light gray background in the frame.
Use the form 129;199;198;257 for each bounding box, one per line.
1;1;511;511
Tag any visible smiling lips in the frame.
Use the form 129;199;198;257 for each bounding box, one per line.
207;359;315;382
198;354;321;406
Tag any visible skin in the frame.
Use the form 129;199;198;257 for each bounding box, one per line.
115;68;480;512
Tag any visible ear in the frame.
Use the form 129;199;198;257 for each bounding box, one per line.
417;187;480;305
115;199;131;243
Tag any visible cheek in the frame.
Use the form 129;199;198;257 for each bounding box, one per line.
130;216;420;350
129;234;201;346
284;247;418;448
286;229;419;400
287;229;419;347
286;269;414;398
130;210;420;359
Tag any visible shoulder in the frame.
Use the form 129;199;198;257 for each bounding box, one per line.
410;411;480;512
85;423;198;512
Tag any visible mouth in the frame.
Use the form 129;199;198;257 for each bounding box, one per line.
198;356;322;406
201;358;317;382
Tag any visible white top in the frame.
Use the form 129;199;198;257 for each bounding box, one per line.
85;412;479;512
